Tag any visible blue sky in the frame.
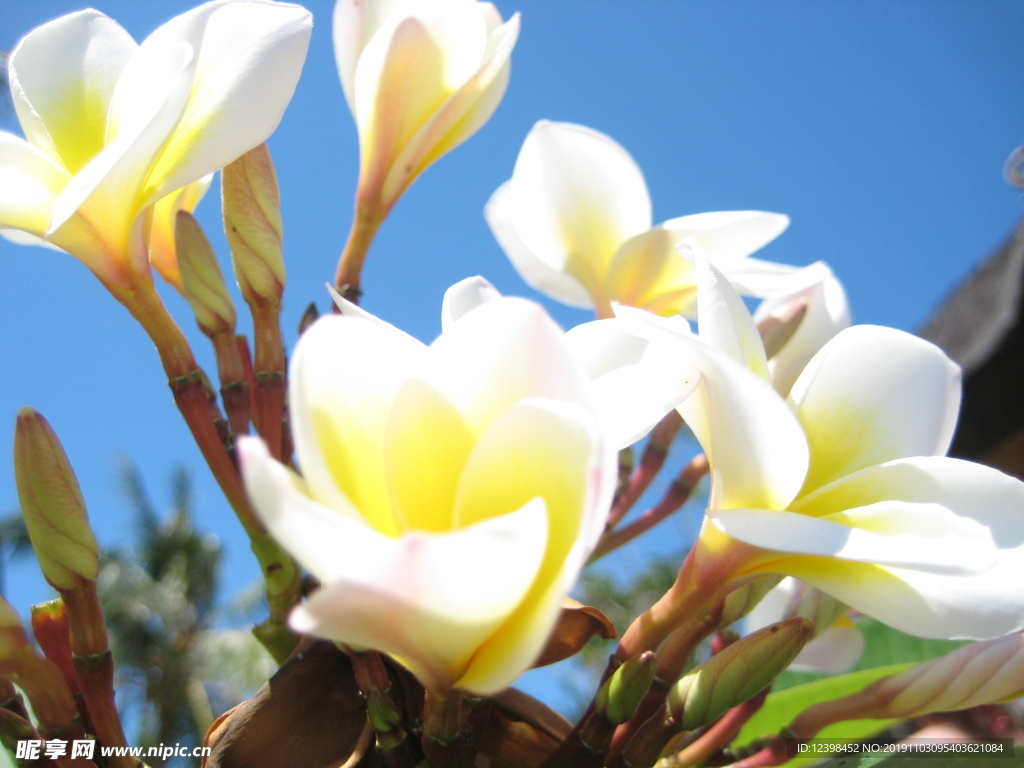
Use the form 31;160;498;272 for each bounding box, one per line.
1;0;1023;715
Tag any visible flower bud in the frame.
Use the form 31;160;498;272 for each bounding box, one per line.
719;575;782;627
757;298;808;360
0;596;31;661
177;211;237;337
596;651;656;725
669;618;812;731
873;635;1024;718
223;143;285;305
14;408;99;590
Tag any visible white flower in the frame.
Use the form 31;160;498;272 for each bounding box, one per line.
0;1;311;288
486;120;795;318
335;0;519;216
241;281;692;693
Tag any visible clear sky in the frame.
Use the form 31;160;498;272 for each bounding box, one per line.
1;0;1023;715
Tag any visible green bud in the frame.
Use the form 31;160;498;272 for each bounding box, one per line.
223;143;285;305
14;409;99;590
177;211;237;336
366;688;403;733
595;651;656;725
669;618;812;731
719;575;782;627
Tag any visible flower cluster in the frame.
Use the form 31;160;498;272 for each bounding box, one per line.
2;1;1022;767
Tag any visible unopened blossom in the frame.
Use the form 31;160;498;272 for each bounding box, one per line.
0;1;311;290
241;282;692;694
745;577;864;674
486;121;797;318
335;0;520;218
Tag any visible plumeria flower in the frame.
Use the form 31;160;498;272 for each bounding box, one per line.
0;1;311;292
240;281;694;694
630;259;1024;641
486;120;798;318
335;0;519;219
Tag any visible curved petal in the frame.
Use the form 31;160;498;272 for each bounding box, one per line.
605;228;698;316
711;504;995;575
564;318;700;449
147;174;212;289
660;211;790;265
496;121;652;306
485;182;593;308
421;297;593;435
293;498;548;693
8;9;136;175
441;275;501;331
764;555;1024;641
792;619;864;673
453;398;612;693
790;325;961;493
754;261;851;396
0;134;70;237
117;0;312;205
334;0;421;115
47;39;196;266
354;3;489;194
616;307;809;510
381;12;519;208
289;314;426;537
694;249;770;382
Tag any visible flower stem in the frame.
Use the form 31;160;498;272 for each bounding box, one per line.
421;689;475;768
334;198;384;304
593;453;708;562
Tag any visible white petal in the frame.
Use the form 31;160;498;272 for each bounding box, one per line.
485;181;594;308
660;211;790;265
381;12;519;207
0;133;70;237
8;9;136;175
790;326;961;493
497;121;652;304
441;275;501;331
754;261;851;396
116;0;313;204
293;497;548;692
452;398;613;692
693;248;770;381
791;622;864;674
289;314;426;537
564;318;699;449
718;256;804;297
421;297;594;435
711;504;995;575
238;435;369;583
616;306;809;510
795;456;1024;551
772;556;1024;641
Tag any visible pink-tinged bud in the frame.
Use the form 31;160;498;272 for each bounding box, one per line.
870;635;1024;718
791;635;1024;739
720;576;783;627
669;618;812;731
757;298;808;360
14;408;99;590
177;211;237;337
222;143;285;306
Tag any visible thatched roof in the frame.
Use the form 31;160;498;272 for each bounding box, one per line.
919;217;1024;477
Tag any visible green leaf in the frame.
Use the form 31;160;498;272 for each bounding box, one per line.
736;664;913;749
773;618;967;691
797;745;1021;766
